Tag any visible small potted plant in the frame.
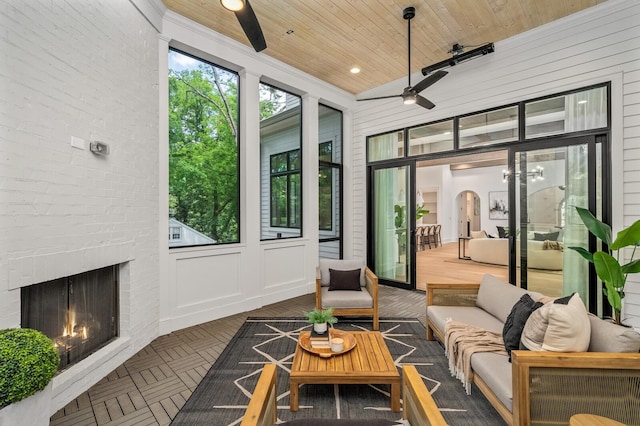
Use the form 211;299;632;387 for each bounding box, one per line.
304;307;338;334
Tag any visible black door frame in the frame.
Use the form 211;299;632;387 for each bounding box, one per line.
507;134;610;315
367;160;417;291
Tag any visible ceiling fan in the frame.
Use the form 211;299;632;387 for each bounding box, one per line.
357;7;447;110
220;0;267;52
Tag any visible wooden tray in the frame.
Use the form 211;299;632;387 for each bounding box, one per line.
298;329;357;358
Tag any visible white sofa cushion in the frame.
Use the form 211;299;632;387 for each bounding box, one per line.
471;352;513;412
427;306;504;335
476;274;543;323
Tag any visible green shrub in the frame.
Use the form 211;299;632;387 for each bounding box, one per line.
0;328;59;408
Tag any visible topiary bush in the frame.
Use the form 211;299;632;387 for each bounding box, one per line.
0;328;60;408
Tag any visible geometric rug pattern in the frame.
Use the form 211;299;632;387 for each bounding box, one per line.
171;317;506;425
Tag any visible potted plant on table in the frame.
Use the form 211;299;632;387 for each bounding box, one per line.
569;206;640;325
0;328;60;426
304;307;338;334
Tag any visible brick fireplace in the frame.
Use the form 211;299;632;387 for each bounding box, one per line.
21;265;119;370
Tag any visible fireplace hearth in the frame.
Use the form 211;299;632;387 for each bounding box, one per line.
21;265;119;370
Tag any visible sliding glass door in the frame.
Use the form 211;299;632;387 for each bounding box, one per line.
369;163;415;290
509;136;605;313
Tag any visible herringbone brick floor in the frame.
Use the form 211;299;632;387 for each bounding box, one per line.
50;285;426;425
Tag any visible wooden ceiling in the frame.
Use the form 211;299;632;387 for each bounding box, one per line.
162;0;607;95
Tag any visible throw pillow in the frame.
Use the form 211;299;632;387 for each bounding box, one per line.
533;231;560;241
502;294;543;361
496;226;509;238
328;268;362;291
520;293;590;352
470;230;487;239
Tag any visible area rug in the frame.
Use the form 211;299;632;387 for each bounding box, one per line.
171;317;506;425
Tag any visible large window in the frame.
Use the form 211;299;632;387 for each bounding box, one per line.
270;149;301;228
260;83;302;239
168;49;239;248
319;104;343;259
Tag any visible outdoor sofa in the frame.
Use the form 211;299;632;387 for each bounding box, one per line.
426;274;640;426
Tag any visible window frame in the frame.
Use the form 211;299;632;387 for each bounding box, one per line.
168;48;241;249
269;148;301;229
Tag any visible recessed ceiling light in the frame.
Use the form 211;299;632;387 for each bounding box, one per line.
350;67;360;74
578;100;588;104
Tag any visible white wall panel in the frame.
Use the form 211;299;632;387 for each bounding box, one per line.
263;244;306;288
174;253;241;308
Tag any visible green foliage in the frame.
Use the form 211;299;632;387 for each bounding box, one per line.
394;204;405;229
569;206;640;324
304;308;338;325
169;63;240;244
0;328;59;407
416;205;429;221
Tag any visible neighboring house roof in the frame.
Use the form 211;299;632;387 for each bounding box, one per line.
169;218;216;247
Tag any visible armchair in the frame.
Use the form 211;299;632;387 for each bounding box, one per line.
316;259;379;331
241;364;447;425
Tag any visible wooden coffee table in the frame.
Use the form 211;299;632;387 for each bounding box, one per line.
290;330;400;412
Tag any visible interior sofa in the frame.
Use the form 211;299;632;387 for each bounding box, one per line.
426;274;640;426
240;364;446;426
468;238;563;270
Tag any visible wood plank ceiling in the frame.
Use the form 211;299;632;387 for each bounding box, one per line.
162;0;608;95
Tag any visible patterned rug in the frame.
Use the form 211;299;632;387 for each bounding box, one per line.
171;317;506;425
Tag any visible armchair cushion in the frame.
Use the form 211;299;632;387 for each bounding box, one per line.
318;259;365;287
329;268;362;291
320;287;373;309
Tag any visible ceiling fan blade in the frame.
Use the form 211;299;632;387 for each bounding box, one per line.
357;94;403;101
234;0;267;52
411;70;448;94
415;94;436;110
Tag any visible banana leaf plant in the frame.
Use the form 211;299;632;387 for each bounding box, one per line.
569;206;640;325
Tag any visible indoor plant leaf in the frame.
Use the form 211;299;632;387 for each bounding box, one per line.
575;206;612;246
621;259;640;274
610;218;640;250
568;246;594;263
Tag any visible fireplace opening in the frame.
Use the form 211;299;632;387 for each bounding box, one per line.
21;265;119;370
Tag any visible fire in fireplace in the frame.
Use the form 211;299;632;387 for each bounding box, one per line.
21;265;119;370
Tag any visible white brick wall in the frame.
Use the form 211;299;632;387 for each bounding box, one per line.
353;0;640;326
0;0;160;413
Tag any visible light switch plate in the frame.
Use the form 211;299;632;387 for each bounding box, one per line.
71;136;85;150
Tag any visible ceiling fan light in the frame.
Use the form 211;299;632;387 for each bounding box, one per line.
221;0;244;11
403;94;416;105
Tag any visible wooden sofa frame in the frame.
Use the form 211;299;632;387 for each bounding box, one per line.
316;266;379;331
241;364;446;426
426;282;640;426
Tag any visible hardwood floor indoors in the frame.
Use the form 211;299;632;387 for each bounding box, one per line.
416;241;508;291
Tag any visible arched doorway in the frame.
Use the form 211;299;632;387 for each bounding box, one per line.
457;190;481;237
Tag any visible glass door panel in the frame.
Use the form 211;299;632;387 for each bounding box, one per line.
372;165;413;288
513;144;591;304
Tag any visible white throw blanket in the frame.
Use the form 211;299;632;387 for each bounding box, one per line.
444;319;507;395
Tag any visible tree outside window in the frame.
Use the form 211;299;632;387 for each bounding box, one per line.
168;49;239;247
